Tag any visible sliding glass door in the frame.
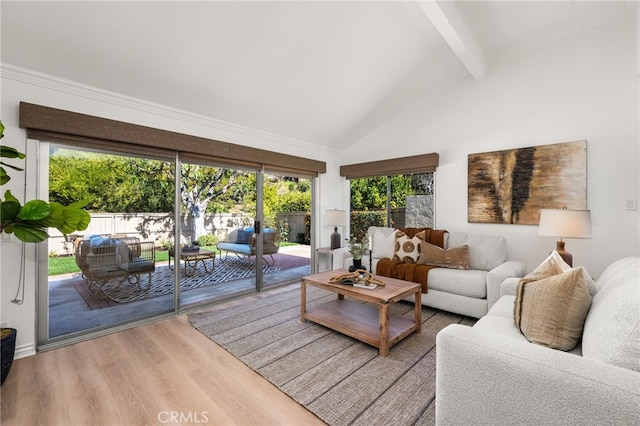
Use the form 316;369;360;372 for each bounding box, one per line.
262;171;312;287
38;141;315;348
41;143;176;344
176;157;259;308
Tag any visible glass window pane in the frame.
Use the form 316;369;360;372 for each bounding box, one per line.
390;173;435;228
47;146;175;339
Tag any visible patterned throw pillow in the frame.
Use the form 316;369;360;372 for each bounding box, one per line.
392;230;425;263
417;242;470;269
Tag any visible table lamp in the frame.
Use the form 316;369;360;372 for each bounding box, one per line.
538;208;592;267
325;209;346;250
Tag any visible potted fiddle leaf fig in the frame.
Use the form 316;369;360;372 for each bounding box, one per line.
0;119;91;385
0;119;91;242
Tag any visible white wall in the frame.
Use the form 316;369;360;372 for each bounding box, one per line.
0;66;344;356
346;14;639;277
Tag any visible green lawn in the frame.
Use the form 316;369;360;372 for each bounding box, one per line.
48;242;299;276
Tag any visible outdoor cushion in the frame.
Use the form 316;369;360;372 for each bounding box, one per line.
217;242;253;255
235;227;254;244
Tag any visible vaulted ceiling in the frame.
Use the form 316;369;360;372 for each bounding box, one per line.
1;1;634;149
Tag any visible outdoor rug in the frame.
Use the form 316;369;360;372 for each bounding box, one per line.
71;254;306;309
187;285;476;426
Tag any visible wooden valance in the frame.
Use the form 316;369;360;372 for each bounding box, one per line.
19;102;326;176
340;153;439;179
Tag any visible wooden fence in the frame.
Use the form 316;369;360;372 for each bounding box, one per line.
48;211;310;256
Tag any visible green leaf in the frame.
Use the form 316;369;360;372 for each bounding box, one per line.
3;190;19;203
37;202;64;228
12;223;48;243
67;198;90;209
0;145;26;160
0;120;4;139
0;161;24;172
19;199;51;221
1;200;20;225
74;209;91;231
60;207;89;230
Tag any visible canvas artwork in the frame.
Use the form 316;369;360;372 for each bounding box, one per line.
468;140;587;225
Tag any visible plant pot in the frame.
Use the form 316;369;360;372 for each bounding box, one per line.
349;258;365;272
1;328;17;386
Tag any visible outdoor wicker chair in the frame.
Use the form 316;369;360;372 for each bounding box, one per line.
75;236;155;299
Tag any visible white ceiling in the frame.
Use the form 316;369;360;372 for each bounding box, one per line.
1;1;634;149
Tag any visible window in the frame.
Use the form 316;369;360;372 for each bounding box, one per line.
341;154;438;238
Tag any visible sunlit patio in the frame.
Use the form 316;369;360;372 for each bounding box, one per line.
47;245;311;338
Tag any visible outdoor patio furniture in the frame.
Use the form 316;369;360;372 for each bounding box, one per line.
75;236;156;299
217;227;280;265
168;247;216;276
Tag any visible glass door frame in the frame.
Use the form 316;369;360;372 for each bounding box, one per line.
36;143;315;350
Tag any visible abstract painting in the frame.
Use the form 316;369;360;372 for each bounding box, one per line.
468;140;587;225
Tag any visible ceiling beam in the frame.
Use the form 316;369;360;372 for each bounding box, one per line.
416;0;488;79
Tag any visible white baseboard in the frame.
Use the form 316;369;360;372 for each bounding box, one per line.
14;343;36;359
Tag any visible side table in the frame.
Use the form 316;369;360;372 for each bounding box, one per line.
315;247;338;272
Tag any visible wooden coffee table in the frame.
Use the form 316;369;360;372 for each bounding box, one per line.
301;269;421;357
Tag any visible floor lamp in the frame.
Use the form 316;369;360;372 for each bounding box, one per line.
325;209;346;250
538;208;592;267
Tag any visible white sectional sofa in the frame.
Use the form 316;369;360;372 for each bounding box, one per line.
332;226;526;318
435;256;640;425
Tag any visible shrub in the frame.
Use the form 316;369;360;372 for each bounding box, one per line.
349;210;386;241
276;220;290;243
197;234;218;247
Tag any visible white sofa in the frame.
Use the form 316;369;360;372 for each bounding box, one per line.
332;226;526;318
435;256;640;425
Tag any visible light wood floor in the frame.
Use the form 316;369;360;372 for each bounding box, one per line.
1;313;325;425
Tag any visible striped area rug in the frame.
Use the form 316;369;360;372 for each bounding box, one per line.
187;285;476;426
73;257;280;306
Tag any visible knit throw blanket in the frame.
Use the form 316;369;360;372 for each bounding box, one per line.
376;228;447;293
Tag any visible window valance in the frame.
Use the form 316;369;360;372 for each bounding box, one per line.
19;102;326;176
340;153;439;179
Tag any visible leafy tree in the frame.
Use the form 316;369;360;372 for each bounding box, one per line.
179;163;240;239
48;148;313;241
350;177;387;211
49;150;174;213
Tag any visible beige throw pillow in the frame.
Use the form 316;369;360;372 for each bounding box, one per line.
514;267;592;351
418;242;470;270
523;250;598;297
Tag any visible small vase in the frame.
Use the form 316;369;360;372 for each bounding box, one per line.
349;258;365;272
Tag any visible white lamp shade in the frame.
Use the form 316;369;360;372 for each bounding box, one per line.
325;209;346;227
538;209;592;239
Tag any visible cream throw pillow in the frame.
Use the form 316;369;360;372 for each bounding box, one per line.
514;267;592;351
524;250;598;297
370;228;396;259
392;230;425;263
417;242;470;269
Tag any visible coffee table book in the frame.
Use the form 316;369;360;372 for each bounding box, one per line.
301;269;421;357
